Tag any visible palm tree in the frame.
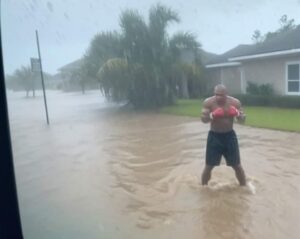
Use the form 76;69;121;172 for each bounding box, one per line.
169;32;202;99
97;58;131;101
88;3;203;108
84;31;123;79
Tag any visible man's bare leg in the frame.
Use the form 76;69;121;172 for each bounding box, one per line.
201;165;214;185
232;164;246;186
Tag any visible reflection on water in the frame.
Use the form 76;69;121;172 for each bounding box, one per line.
7;90;300;239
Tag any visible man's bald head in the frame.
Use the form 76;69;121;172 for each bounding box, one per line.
214;84;228;105
214;84;227;94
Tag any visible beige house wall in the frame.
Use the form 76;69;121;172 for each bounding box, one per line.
207;54;300;95
222;67;242;94
207;66;243;94
206;69;221;93
242;54;300;95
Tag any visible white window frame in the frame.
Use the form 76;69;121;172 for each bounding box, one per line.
220;68;224;85
286;61;300;95
239;67;246;94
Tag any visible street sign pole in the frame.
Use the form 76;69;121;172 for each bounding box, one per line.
35;30;49;125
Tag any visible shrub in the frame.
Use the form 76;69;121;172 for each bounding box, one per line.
246;81;274;96
233;94;300;109
246;82;260;95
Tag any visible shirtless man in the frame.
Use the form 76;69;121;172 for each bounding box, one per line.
201;84;247;186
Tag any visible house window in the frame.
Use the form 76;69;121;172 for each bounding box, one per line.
287;63;300;93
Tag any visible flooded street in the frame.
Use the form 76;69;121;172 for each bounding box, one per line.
7;90;300;239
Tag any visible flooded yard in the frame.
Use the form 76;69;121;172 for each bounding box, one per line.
7;90;300;239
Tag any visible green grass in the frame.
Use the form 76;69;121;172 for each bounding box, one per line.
160;99;203;117
243;107;300;132
161;99;300;132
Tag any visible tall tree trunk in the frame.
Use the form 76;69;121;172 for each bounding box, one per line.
181;72;189;99
31;77;35;98
81;81;85;94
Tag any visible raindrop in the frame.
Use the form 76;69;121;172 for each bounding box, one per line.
46;1;54;12
64;12;69;20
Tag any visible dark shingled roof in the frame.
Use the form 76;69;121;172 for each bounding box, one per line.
206;44;253;64
58;59;83;72
236;25;300;57
206;25;300;65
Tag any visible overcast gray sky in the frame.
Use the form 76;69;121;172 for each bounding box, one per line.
2;0;300;74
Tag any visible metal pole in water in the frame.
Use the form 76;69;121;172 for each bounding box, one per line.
35;30;50;125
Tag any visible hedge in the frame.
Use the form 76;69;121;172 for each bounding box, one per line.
233;94;300;109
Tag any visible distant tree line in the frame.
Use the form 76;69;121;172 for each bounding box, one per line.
5;66;57;97
252;15;297;44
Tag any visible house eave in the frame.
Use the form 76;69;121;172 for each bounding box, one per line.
205;62;241;68
229;48;300;61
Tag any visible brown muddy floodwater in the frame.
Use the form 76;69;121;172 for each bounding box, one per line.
7;90;300;239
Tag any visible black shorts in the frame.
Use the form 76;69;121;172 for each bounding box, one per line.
205;130;240;166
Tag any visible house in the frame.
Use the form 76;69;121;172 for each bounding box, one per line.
58;59;84;78
206;25;300;95
57;59;84;91
48;73;64;89
57;59;98;92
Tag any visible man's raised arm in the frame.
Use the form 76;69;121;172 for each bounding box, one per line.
236;100;246;124
201;99;211;123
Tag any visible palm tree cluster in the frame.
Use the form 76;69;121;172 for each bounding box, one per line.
84;3;204;108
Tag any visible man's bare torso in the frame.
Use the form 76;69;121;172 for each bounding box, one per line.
204;96;240;132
